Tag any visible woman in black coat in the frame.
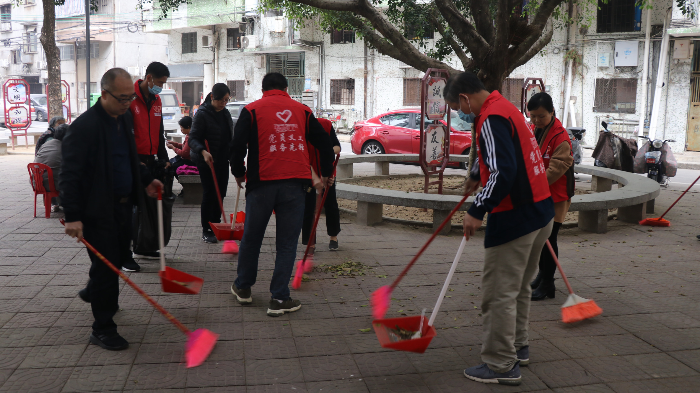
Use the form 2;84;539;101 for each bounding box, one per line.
188;83;233;243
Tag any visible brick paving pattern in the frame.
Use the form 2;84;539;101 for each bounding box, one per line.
2;153;700;392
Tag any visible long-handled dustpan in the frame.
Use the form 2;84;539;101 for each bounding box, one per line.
60;219;217;368
373;236;467;353
292;154;340;290
640;174;700;227
156;187;203;294
222;185;244;254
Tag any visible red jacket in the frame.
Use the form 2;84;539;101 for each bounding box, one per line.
474;91;551;214
170;135;191;160
130;80;165;157
244;90;314;182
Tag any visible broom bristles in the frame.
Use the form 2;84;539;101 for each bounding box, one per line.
302;260;314;273
291;261;303;290
561;294;603;323
639;218;671;227
221;240;239;254
371;285;392;320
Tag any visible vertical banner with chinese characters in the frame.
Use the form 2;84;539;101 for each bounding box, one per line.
3;79;32;149
419;69;450;194
46;80;72;123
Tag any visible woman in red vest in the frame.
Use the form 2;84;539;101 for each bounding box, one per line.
527;92;575;301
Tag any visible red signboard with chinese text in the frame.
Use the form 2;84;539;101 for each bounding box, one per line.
3;79;32;149
419;69;450;194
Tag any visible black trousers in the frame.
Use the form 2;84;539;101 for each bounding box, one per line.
83;200;132;333
538;221;563;281
197;161;229;231
301;182;341;245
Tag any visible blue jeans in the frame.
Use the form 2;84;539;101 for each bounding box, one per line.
234;181;306;300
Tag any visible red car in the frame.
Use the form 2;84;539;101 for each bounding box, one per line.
350;109;472;168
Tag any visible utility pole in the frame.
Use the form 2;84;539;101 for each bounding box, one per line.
85;0;90;107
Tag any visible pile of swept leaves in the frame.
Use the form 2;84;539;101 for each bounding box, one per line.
313;260;373;277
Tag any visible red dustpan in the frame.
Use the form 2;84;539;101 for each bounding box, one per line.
222;185;245;254
157;187;203;294
373;236;467;353
59;219;217;367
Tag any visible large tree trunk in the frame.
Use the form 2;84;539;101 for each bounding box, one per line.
40;0;62;120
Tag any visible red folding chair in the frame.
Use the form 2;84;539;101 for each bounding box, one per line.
27;163;59;218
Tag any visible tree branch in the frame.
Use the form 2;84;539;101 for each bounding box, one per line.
430;14;473;71
508;19;553;74
493;0;510;54
433;0;490;61
469;0;494;43
508;0;563;66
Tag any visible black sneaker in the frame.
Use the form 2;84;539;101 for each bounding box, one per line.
329;240;339;251
464;362;521;386
231;283;252;305
89;331;129;351
516;346;529;366
267;298;301;317
133;251;160;259
121;259;141;272
202;230;218;244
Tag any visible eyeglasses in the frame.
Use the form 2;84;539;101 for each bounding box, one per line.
105;90;138;105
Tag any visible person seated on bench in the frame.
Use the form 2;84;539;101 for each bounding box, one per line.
35;116;66;154
34;123;68;212
166;116;194;179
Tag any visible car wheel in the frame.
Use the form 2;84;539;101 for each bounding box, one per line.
362;141;384;155
460;148;471;170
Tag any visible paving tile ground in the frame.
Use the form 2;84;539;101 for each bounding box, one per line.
2;153;700;392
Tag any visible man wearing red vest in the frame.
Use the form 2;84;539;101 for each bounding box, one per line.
129;61;170;262
229;73;334;317
444;72;554;386
303;117;342;251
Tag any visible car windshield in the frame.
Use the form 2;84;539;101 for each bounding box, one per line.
160;94;178;107
380;113;410;127
445;112;471;131
227;105;240;118
35;97;47;106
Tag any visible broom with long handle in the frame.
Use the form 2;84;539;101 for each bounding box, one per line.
205;141;227;224
545;239;602;323
60;220;218;368
222;186;241;254
371;193;469;320
639;174;700;227
292;153;340;290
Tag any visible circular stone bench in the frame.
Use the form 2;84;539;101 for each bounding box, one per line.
335;154;660;234
177;174;203;205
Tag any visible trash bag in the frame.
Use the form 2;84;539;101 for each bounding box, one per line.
661;143;678;177
634;141;650;174
132;160;175;253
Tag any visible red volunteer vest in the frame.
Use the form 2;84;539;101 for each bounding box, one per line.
308;118;332;175
474;91;551;213
245;90;312;181
130;80;162;156
539;118;572;203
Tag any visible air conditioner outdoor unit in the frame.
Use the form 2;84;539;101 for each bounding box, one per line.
273;17;286;33
241;35;257;49
21;53;33;64
35;60;46;69
202;34;213;48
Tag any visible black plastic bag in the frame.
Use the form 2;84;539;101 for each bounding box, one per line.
132;160;175;253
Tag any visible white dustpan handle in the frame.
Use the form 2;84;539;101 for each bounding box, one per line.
157;187;166;272
231;185;241;230
429;236;467;326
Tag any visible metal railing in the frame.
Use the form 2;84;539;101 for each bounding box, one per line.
594;116;646;140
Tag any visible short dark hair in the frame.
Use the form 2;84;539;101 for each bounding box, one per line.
262;72;288;91
443;72;486;103
100;68;132;91
527;92;555;113
49;116;65;128
178;116;192;129
54;124;69;141
145;62;170;79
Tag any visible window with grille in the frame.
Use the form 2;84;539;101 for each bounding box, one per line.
227;28;241;50
403;78;421;106
501;78;523;108
594;78;637;113
23;31;37;53
11;50;20;64
597;0;640;33
267;53;305;99
330;79;355;105
77;42;99;59
1;4;11;21
227;80;245;101
182;32;197;54
330;30;355;44
59;46;74;60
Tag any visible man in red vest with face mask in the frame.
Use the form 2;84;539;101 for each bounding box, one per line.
229;73;334;317
444;72;554;386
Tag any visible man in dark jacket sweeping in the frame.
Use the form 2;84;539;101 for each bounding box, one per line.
61;68;162;350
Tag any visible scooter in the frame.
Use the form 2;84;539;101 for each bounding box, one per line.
638;135;675;185
567;127;586;165
593;121;620;168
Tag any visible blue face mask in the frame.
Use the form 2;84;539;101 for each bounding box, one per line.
148;84;162;95
457;109;475;124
